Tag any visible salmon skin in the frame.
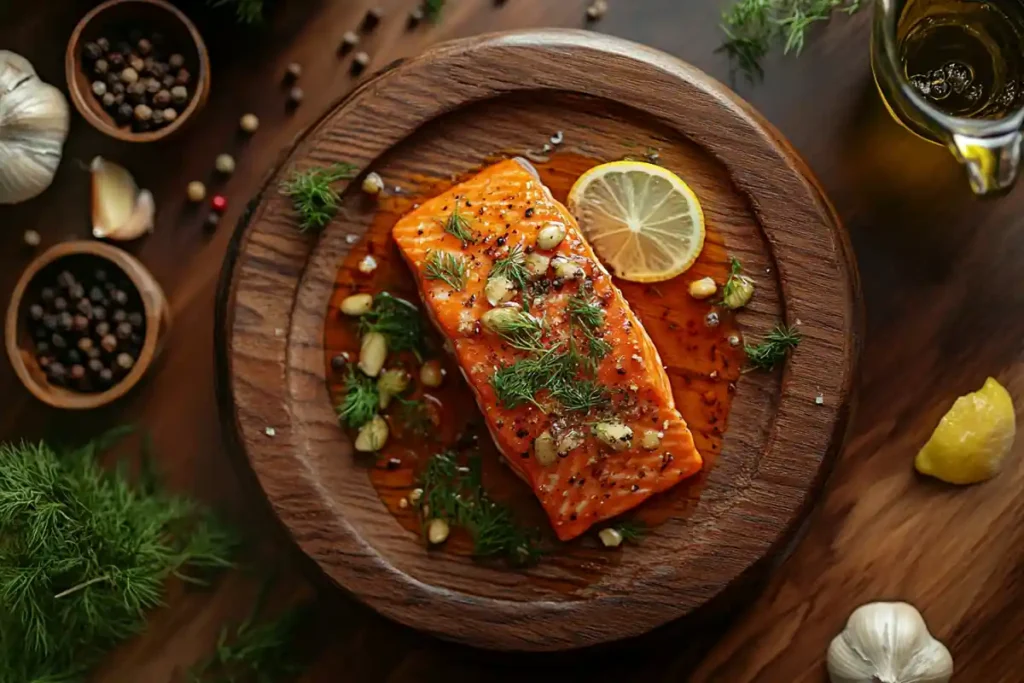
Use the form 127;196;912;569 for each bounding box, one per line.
392;158;702;541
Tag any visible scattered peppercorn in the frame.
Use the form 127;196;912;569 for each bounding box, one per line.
408;7;424;27
204;212;221;231
23;230;40;247
211;195;228;213
586;0;608;21
239;113;260;134
187;181;206;203
362;7;384;31
215;154;236;175
285;62;303;82
287;86;304;107
339;31;360;53
352;52;370;74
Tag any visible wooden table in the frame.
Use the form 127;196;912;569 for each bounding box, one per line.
2;1;1022;681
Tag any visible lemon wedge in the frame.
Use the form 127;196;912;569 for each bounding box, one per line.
567;161;705;283
915;377;1016;484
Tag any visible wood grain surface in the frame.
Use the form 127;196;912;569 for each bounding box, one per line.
1;0;1023;680
221;30;858;650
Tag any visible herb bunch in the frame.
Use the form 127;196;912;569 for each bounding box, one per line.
420;452;541;565
745;324;801;370
336;364;379;429
0;433;234;683
490;344;610;414
279;163;359;233
719;0;863;81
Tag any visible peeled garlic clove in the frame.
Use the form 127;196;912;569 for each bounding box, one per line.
91;157;138;237
99;190;154;242
827;602;953;683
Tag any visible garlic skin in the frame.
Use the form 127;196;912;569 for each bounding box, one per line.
827;602;953;683
0;51;70;204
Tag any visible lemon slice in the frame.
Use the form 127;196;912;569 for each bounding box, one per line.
567;161;705;283
915;377;1016;484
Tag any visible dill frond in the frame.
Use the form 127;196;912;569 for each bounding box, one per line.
491;245;530;293
441;205;477;243
425;251;468;291
279;163;359;233
336;365;379;429
744;324;801;370
358;292;429;360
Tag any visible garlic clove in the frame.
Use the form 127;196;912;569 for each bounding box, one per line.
104;190;155;241
91;157;138;237
827;602;953;683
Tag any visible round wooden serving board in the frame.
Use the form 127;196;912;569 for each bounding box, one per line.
217;30;860;651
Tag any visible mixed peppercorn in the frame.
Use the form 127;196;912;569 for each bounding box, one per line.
25;259;147;392
81;31;195;133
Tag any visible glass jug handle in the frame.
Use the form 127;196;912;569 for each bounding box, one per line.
951;131;1023;196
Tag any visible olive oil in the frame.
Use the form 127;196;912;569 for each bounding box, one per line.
898;0;1024;118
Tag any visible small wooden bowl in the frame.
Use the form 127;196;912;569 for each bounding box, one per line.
5;241;171;410
65;0;210;143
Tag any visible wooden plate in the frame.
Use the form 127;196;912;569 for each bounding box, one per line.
217;30;860;651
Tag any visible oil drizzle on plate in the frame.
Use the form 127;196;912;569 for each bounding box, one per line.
324;152;744;556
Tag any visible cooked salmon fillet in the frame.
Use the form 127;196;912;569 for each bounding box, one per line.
392;158;702;541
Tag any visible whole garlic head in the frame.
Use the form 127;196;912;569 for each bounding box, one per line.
0;51;70;204
827;602;953;683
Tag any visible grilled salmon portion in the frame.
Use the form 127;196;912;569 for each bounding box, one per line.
392;158;702;541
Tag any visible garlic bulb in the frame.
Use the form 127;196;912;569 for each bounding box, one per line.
827;602;953;683
0;51;70;204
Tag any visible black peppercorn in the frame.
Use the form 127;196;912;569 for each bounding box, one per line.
117;102;134;123
204;212;221;231
38;355;52;369
66;349;82;365
57;312;73;331
162;74;176;89
88;358;103;374
94;268;108;282
168;53;184;70
362;7;384;31
36;341;49;355
86;346;101;360
89;286;105;303
76;299;93;316
111;289;128;306
83;42;103;61
331;354;347;372
408;7;424;27
116;322;132;339
99;368;113;385
137;38;152;55
106;72;121;89
48;362;67;384
284;62;302;82
287;86;304;107
351;52;370;75
41;287;55;302
42;313;57;330
93;307;107;322
153;89;171;107
175;68;191;86
29;304;44;320
96;37;110;52
73;314;89;332
95;321;110;337
145;77;161;95
69;282;85;299
53;297;67;311
51;333;66;349
152;109;164;126
128;312;144;327
108;52;125;70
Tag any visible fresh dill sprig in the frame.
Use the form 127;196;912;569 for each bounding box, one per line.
613;519;647;543
744;324;801;371
486;309;546;353
279;163;359;233
568;289;612;368
358;292;428;360
490;346;609;413
718;0;863;82
422;0;445;22
550;378;610;413
336;365;379;429
720;256;744;304
420;452;541;565
425;250;468;291
491;245;530;293
0;432;235;682
441;205;477;244
189;578;314;683
208;0;264;23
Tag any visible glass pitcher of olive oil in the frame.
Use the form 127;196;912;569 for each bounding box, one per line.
872;0;1024;194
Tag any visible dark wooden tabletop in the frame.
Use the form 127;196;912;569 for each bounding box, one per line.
2;1;1022;681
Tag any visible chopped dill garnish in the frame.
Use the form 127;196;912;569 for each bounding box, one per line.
744;324;801;371
358;292;428;360
279;163;359;233
486;309;546;353
419;452;541;565
396;397;436;439
490;345;609;413
491;244;530;293
718;0;863;82
568;289;611;369
441;204;477;244
336;365;378;429
425;250;468;291
614;520;647;543
720;256;744;304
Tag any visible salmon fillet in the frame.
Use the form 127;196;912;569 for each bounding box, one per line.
392;158;702;541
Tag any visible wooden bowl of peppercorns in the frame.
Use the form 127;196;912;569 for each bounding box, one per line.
5;241;171;410
65;0;210;143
